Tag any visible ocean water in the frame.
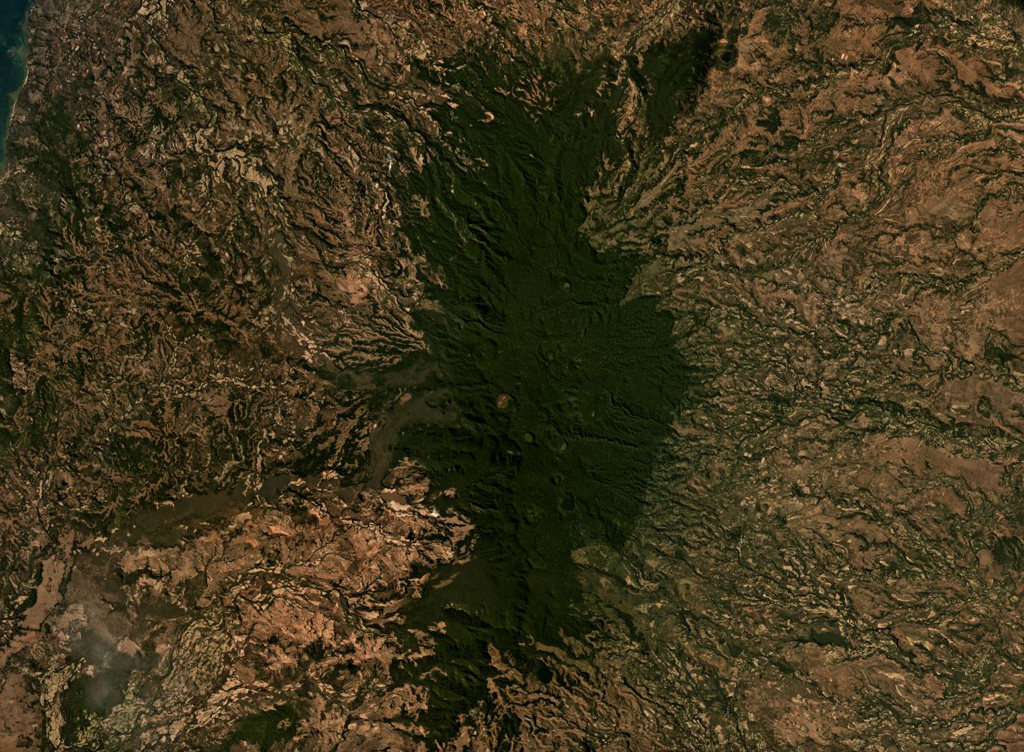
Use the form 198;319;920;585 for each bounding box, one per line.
0;0;30;163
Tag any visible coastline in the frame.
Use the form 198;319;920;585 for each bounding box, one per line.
0;0;31;171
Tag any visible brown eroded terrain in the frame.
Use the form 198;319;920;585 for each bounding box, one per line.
3;0;1024;749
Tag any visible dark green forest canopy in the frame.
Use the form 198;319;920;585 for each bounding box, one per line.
390;39;712;741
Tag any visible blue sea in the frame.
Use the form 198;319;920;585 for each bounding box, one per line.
0;0;30;162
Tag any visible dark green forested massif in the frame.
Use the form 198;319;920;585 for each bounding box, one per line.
392;52;697;740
